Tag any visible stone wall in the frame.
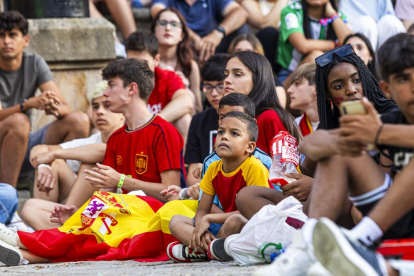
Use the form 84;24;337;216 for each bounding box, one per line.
25;17;116;131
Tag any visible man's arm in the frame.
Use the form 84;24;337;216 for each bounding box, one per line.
219;2;248;37
299;130;339;161
85;164;181;202
122;169;181;201
197;2;248;61
39;81;71;118
159;89;193;122
31;144;106;168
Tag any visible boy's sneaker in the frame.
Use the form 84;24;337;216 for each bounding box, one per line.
0;223;18;247
209;238;233;262
167;241;208;263
6;212;29;232
0;240;22;266
313;218;385;276
253;230;316;276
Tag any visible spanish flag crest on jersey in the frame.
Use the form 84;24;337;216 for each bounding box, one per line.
18;192;198;262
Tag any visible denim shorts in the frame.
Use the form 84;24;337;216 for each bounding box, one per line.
278;69;293;83
0;183;18;224
20;123;50;176
192;217;223;237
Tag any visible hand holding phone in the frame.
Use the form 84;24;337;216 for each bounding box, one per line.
339;100;375;150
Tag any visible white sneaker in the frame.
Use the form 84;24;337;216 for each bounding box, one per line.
0;240;22;266
0;223;18;247
7;212;29;232
253;230;317;276
307;262;333;276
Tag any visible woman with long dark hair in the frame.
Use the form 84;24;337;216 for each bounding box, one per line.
343;33;381;80
224;51;301;156
151;8;202;112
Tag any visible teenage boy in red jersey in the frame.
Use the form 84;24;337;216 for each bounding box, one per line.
83;58;186;201
125;30;193;141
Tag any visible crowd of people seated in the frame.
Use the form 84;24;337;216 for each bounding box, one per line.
0;0;414;274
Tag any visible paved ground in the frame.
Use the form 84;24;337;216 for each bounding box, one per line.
0;260;261;275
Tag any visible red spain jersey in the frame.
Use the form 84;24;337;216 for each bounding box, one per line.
256;110;288;156
103;115;186;190
147;67;185;114
199;156;271;212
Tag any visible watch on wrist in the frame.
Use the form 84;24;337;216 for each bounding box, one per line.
20;99;27;114
216;26;226;36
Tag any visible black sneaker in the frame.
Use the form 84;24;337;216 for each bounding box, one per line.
313;218;385;276
209;238;233;262
0;240;22;266
167;241;208;263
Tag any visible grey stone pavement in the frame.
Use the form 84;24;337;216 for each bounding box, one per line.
0;260;261;275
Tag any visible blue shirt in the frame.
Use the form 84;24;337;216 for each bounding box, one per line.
201;148;274;210
152;0;233;37
339;0;395;22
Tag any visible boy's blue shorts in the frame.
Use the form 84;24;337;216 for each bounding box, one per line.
192;217;223;236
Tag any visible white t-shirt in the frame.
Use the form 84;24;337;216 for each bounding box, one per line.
59;132;103;173
294;115;319;131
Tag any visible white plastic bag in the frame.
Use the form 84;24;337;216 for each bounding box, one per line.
228;196;308;265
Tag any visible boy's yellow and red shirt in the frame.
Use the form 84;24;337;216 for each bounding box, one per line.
200;155;272;213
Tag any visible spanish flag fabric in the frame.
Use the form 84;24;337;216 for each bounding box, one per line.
18;192;198;262
377;239;414;260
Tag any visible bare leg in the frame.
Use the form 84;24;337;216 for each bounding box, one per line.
308;154;385;220
217;214;247;238
20;199;63;230
104;0;137;39
43;111;89;145
21;250;50;264
65;163;97;207
0;114;30;186
236;186;286;220
169;215;195;246
89;0;136;40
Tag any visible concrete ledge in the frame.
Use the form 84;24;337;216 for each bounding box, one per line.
26;18;116;66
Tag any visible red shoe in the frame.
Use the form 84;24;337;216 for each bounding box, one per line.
167;241;208;263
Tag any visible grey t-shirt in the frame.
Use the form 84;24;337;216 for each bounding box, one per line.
0;52;54;108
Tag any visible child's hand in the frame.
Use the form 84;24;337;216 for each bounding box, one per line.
187;184;200;200
192;163;203;180
280;173;313;202
160;185;181;201
200;231;216;251
190;216;211;252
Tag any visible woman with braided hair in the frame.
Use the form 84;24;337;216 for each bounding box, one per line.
315;44;396;130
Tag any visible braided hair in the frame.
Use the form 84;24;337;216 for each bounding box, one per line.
316;53;396;129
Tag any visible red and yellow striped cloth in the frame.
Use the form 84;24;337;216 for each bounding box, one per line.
19;192;198;262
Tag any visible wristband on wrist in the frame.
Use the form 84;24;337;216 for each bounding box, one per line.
118;174;126;188
38;164;52;172
179;188;190;200
374;124;384;146
330;13;340;22
320;13;340;26
20;99;27;114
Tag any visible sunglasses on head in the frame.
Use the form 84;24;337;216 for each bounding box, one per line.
315;44;355;67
